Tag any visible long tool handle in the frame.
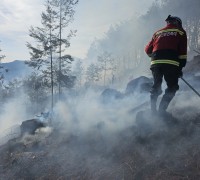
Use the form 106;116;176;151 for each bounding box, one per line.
180;77;200;98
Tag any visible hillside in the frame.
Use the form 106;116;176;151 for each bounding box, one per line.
0;65;200;179
0;55;200;179
2;60;32;81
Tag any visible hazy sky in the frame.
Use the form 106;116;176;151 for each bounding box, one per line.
0;0;154;62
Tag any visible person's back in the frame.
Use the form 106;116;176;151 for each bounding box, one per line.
145;15;187;115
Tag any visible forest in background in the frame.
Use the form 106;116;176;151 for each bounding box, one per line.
85;0;200;86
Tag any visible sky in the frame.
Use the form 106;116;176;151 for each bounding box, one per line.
0;0;154;62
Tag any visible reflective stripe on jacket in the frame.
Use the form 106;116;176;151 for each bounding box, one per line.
151;60;179;66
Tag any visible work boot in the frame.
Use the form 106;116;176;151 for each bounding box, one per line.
158;93;174;115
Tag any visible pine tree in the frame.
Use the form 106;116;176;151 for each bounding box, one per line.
49;0;78;97
26;0;58;111
26;0;78;110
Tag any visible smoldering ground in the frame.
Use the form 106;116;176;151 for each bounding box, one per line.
1;81;200;179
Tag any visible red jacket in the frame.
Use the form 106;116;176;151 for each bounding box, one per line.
145;24;187;68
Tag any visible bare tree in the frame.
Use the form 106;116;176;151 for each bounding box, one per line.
86;63;101;84
97;51;116;86
73;59;84;88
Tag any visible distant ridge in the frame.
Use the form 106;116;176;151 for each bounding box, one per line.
2;60;32;81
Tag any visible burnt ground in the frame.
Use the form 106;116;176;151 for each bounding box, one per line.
1;55;200;179
1;109;200;180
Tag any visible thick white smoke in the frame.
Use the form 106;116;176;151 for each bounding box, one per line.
53;88;149;137
0;95;29;145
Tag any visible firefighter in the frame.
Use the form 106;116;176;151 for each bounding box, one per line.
145;15;187;115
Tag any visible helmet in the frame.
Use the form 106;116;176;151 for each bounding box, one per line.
165;15;182;26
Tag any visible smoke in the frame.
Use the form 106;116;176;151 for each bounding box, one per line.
84;0;200;84
20;127;53;147
42;89;150;176
0;95;29;145
53;89;149;136
68;0;154;59
0;96;28;131
38;84;200;179
1;77;200;178
170;87;200;119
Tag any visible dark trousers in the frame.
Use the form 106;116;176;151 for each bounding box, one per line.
150;65;180;112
